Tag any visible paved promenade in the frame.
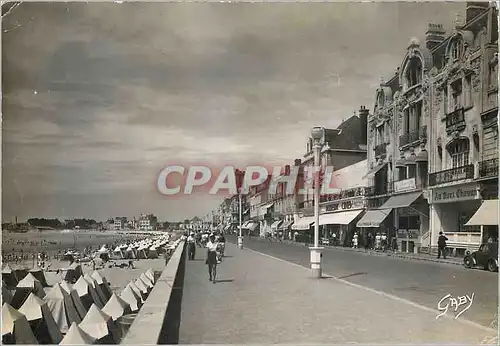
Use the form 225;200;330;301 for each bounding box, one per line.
179;243;496;344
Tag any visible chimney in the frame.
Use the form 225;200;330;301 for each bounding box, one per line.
358;105;368;145
294;159;302;166
466;2;489;23
425;23;446;50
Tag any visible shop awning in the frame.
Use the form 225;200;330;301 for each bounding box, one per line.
465;200;499;226
379;191;422;209
363;162;387;179
279;220;294;230
315;210;364;226
356;210;391;228
291;216;315;230
258;203;274;217
271;220;283;229
245;222;258;231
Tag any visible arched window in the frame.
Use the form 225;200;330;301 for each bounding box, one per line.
450;38;463;61
406;57;422;88
447;138;469;168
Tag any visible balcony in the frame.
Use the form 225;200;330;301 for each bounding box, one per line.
445;108;466;135
374;143;388;158
365;182;394;197
399;126;426;148
428;164;474;186
478;158;499;179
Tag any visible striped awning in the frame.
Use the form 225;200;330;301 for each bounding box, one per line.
291;216;314;230
271;220;283;229
279;220;294;230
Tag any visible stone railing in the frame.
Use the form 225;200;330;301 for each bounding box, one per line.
121;241;186;345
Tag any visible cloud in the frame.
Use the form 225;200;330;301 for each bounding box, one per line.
2;2;465;221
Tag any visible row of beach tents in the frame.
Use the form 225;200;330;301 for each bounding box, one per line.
2;268;158;344
108;236;172;260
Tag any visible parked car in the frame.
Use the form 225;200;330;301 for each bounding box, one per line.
463;242;498;272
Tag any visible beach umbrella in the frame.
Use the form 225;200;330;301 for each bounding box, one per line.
139;273;154;290
145;269;155;284
28;266;48;287
3;281;13;305
11;273;46;309
119;285;142;312
59;281;87;320
91;271;113;301
2;264;18;288
2;303;38;344
19;293;63;344
84;273;108;305
134;278;150;297
59;322;96;345
102;293;131;321
79;304;119;344
44;283;81;334
73;276;104;310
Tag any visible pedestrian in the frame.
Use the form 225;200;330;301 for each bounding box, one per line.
206;234;218;283
352;232;359;249
187;232;196;260
437;231;448;259
218;233;226;257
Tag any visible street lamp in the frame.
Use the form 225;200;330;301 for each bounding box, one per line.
236;169;244;249
310;126;324;278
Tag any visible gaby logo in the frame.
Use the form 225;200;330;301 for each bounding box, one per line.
157;165;341;196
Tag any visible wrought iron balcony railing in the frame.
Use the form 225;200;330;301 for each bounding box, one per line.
445;108;466;134
399;125;426;147
478;158;499;179
374;143;388;157
428;164;474;186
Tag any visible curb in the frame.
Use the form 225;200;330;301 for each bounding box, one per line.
243;237;464;266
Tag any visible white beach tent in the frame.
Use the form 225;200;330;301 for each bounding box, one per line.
2;264;18;288
134;278;150;297
113;246;124;259
147;246;158;259
59;281;88;320
84;273;108;305
19;293;63;344
73;276;104;310
59;322;96;345
11;273;46;309
119;284;142;312
102;293;132;321
28;266;48;287
136;245;147;259
44;283;81;334
3;281;13;305
91;271;113;301
125;246;136;259
145;269;155;284
79;304;120;344
139;273;154;290
2;303;38;344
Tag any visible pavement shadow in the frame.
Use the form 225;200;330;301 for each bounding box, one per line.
188;259;205;262
215;279;234;283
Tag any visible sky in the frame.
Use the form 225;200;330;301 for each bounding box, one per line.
2;2;464;222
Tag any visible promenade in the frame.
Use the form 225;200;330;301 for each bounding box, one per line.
179;242;496;344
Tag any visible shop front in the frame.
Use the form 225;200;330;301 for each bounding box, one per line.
315;209;364;246
429;182;482;255
291;216;315;243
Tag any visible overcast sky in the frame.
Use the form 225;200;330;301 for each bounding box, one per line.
2;2;464;222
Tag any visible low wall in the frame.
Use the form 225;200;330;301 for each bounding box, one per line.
121;241;187;345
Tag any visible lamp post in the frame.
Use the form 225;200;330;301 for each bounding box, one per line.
310;126;324;278
238;189;244;249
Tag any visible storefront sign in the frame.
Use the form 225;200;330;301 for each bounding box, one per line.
394;178;416;193
324;198;365;212
431;183;480;204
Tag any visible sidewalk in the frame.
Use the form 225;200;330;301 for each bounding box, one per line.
179;243;494;344
255;237;464;266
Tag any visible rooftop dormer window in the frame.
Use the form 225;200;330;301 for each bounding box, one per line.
406;57;422;88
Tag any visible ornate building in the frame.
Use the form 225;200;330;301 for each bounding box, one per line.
427;3;498;255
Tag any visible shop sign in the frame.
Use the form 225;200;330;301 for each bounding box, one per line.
325;198;365;212
431;183;480;204
394;178;416;193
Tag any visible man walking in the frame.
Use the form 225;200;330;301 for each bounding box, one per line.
437;231;448;259
187;232;196;260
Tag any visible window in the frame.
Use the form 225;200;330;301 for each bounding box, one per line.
489;58;498;88
448;139;469;168
406;58;422;88
464;75;472;108
404;108;410;134
408;165;417;179
450;79;463;110
398;167;407;180
377;126;384;145
450;39;463;61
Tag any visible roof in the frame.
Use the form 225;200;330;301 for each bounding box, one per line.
325;116;367;152
60;322;96;345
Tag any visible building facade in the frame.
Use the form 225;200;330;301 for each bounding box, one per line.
427;3;498;255
138;213;158;231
